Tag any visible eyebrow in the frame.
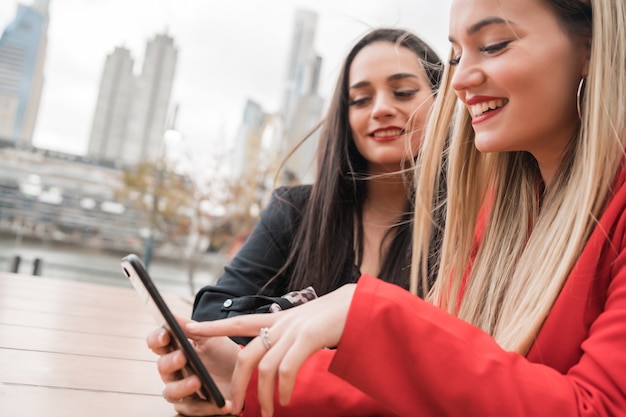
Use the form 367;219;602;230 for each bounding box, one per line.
448;16;510;43
349;73;419;90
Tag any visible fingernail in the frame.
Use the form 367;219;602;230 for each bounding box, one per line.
159;328;167;341
186;322;198;330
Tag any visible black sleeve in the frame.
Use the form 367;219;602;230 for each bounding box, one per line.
191;186;310;326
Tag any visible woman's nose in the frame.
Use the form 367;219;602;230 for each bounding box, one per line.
371;94;396;119
450;57;486;93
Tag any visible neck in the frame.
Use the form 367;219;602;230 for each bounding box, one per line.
355;176;410;276
364;173;410;217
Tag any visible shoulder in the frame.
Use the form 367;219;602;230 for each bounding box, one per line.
268;184;312;212
603;163;626;224
260;184;312;226
601;166;626;245
591;159;626;248
273;184;312;203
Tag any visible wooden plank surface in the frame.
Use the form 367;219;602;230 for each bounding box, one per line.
0;272;192;416
0;307;156;337
0;384;178;417
0;348;163;394
0;323;154;360
0;273;192;318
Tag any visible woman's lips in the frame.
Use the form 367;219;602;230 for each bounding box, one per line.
369;127;403;141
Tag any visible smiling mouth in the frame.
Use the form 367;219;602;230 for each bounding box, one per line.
371;128;403;138
469;99;508;118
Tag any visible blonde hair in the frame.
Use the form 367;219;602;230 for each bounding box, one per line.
411;0;626;354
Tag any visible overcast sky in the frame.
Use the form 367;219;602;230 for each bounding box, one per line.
0;0;452;160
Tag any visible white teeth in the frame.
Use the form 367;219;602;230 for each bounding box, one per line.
468;99;508;118
372;128;402;137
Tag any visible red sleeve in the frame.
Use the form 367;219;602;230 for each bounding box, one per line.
241;348;398;417
329;273;626;417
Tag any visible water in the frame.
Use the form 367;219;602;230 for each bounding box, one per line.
0;234;228;299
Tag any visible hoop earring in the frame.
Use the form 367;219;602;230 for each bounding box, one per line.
576;77;586;120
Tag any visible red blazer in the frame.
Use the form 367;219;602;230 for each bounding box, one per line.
329;167;626;416
242;166;626;417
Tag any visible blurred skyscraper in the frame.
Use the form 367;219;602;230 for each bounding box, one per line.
280;9;324;184
0;0;49;147
232;99;268;180
87;46;134;163
88;33;178;166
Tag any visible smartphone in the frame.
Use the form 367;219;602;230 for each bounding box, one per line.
121;253;225;407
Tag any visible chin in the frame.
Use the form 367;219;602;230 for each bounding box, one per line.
473;136;503;154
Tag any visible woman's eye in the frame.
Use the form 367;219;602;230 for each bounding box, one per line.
447;40;511;66
479;40;512;54
449;48;461;66
349;97;370;107
395;89;418;99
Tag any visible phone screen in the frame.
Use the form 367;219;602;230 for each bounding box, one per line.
121;253;225;407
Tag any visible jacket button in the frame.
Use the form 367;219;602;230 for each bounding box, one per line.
223;299;233;308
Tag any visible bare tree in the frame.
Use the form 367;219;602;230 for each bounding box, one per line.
116;157;195;268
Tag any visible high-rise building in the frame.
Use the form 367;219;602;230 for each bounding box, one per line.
88;32;178;166
232;99;268;180
123;33;178;166
0;0;49;147
87;46;135;162
280;9;324;184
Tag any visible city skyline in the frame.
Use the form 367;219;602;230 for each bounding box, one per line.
0;0;452;164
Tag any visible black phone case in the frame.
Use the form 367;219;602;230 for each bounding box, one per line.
121;253;225;407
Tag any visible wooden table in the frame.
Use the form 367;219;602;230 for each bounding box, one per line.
0;271;192;416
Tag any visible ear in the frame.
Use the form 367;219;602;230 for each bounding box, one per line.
581;59;589;78
580;38;591;77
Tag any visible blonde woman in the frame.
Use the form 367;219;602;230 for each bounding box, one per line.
175;0;626;416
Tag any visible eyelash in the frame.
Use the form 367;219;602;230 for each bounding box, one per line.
349;89;419;107
396;89;418;98
448;40;512;66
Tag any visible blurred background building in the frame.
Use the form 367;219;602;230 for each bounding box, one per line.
0;5;327;293
231;9;324;186
280;9;324;184
0;0;49;147
88;33;178;166
86;46;135;164
232;99;269;180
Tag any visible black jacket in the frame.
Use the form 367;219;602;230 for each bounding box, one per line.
192;185;358;343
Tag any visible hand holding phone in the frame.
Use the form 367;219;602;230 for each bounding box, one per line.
121;253;225;407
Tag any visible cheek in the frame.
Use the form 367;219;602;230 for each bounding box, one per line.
406;97;433;136
348;111;369;145
348;116;365;150
515;65;578;124
409;132;423;156
511;42;582;121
